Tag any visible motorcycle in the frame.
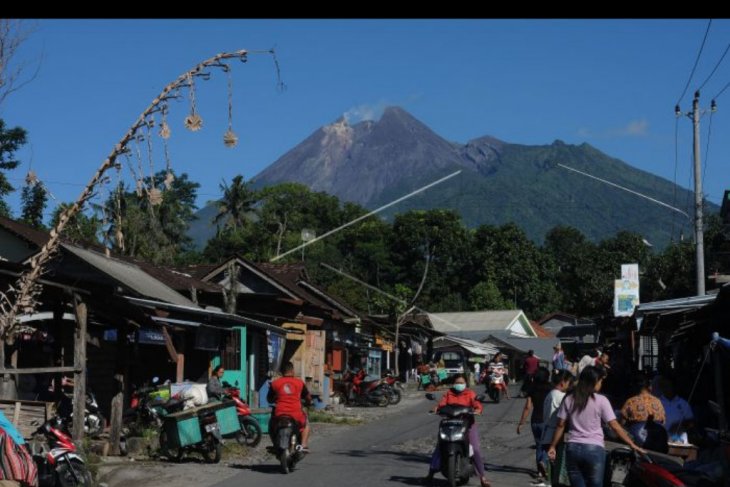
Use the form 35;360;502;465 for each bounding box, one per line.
55;391;105;438
268;415;305;474
605;446;720;487
221;382;262;447
382;370;406;392
434;405;475;487
347;370;390;407
29;418;93;487
486;374;506;403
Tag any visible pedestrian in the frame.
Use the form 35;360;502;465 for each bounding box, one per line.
547;366;645;487
552;343;567;373
656;376;694;444
521;350;540;396
517;366;552;484
620;376;667;451
541;369;575;487
423;374;491;487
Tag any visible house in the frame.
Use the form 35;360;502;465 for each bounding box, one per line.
182;256;372;405
427;310;536;342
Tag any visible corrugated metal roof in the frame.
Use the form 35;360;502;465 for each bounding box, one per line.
62;244;196;307
483;332;557;362
433;335;499;356
427;310;530;334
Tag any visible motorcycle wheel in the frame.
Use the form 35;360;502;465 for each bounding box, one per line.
280;449;290;474
158;430;183;462
377;394;389;407
236;416;262;447
201;434;222;464
447;454;458;487
56;458;93;487
333;392;348;405
388;389;401;405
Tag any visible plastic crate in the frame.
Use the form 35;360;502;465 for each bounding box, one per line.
215;405;240;436
250;408;271;434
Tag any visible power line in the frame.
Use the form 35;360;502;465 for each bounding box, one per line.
698;41;730;91
677;19;712;105
713;79;730;100
702;109;714;188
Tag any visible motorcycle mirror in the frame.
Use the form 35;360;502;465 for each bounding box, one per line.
152;376;160;384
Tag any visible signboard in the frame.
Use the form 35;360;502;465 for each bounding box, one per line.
614;263;640;317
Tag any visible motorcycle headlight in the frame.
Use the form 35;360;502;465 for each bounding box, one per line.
440;431;464;441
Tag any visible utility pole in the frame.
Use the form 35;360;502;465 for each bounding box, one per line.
678;90;716;296
692;91;705;296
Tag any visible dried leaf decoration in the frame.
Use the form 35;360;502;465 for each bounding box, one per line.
148;187;163;206
135;179;144;198
223;129;238;148
159;121;171;139
163;171;175;190
25;170;38;186
184;113;203;132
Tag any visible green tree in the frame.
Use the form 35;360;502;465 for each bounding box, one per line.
50;203;101;244
19;182;47;228
106;171;200;265
468;280;512;310
0;119;27;217
213;175;257;231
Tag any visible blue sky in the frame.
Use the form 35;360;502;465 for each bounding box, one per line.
2;19;729;222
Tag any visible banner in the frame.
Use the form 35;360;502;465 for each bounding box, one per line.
614;263;640;317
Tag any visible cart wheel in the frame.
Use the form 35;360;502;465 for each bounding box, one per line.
159;430;183;462
201;434;222;464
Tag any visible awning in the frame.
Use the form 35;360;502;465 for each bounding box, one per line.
123;296;288;335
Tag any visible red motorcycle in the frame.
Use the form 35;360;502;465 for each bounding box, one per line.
30;418;93;487
222;383;262;447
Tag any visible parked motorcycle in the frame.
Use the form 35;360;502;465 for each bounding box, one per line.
221;382;262;447
382;370;406;392
604;446;721;487
486;374;506;403
433;405;475;487
158;409;223;463
55;391;105;438
29;418;93;487
268;415;305;474
346;370;390;407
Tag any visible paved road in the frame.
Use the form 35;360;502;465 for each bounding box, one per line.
214;386;539;487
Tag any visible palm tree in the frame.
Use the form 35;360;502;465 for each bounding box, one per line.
214;175;257;231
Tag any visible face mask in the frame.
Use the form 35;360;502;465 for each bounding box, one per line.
453;383;466;392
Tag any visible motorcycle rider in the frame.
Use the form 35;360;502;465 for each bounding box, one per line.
487;352;509;399
267;362;312;452
423;374;491;487
207;365;226;400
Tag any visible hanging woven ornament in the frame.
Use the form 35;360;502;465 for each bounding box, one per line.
184;73;203;132
25;170;38;186
148;187;163;206
159;102;171;139
163;171;175;190
135;179;144;198
223;67;238;148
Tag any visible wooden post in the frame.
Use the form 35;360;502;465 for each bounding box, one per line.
176;333;185;383
72;294;87;444
108;325;126;456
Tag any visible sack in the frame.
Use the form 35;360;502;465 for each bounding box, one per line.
181;383;208;409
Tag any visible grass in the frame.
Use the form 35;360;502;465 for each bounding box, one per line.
307;410;363;425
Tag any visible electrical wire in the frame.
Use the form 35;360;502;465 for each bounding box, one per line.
698;41;730;91
677;19;712;106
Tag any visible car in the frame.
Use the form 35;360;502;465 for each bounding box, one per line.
432;351;468;377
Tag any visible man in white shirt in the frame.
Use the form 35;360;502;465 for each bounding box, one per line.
657;377;694;444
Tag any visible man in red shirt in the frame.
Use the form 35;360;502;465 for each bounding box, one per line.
267;362;312;451
521;350;540;396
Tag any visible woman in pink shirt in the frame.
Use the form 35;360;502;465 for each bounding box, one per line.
547;366;644;487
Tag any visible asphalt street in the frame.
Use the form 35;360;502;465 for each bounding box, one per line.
214;386;538;487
